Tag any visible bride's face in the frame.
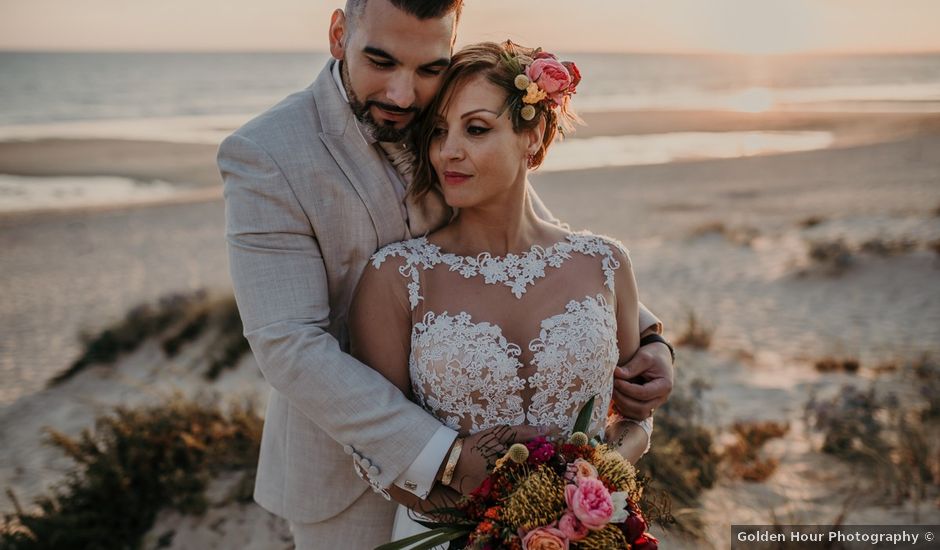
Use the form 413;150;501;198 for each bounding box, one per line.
429;75;538;209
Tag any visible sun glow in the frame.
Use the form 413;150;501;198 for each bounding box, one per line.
725;87;775;113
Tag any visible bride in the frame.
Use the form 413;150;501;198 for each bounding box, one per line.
349;41;654;542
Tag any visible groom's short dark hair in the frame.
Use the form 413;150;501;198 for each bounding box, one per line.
345;0;463;23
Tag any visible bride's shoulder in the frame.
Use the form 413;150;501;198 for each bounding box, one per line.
370;236;437;270
564;231;631;264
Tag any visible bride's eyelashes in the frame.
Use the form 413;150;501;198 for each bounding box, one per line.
466;124;491;136
430;124;491;139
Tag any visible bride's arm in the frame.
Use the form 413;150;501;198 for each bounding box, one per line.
349;257;466;513
604;243;652;464
349;256;414;397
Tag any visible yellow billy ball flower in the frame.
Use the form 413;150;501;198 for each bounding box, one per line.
520;105;537;121
569;432;589;446
514;74;531;90
508;443;530;464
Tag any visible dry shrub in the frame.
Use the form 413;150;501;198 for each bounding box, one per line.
859;238;917;257
1;396;262;549
804;356;940;504
51;292;249;385
799;216;825;228
814;357;860;374
929;238;940;257
637;378;719;537
690;222;759;246
721;421;790;482
675;309;713;349
870;361;900;376
806;239;853;274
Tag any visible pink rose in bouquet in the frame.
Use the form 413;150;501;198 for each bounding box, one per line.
522;526;569;550
564;477;614;530
569;458;598;481
557;512;588;541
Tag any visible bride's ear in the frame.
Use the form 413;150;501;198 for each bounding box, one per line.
525;115;547;158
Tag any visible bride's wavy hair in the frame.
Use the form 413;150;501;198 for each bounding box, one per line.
411;41;576;200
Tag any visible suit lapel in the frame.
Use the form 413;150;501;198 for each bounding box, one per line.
404;187;451;237
314;61;408;245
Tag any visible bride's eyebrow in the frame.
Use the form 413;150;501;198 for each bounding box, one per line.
460;108;499;119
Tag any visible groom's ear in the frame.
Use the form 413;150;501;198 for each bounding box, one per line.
328;9;348;60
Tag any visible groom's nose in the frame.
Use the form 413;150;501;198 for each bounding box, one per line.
385;71;417;109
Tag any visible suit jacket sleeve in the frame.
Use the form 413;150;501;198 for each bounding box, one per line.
220;133;444;488
527;181;663;334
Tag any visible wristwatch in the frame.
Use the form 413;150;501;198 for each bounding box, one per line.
639;333;675;363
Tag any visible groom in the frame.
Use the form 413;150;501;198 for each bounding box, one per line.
219;0;674;548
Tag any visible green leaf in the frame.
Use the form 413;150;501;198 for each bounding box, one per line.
573;395;596;435
374;526;469;550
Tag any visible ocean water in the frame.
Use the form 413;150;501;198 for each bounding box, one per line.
1;51;939;127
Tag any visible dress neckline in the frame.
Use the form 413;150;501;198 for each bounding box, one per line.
370;231;624;302
423;233;576;262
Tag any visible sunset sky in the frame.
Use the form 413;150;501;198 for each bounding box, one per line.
2;0;939;54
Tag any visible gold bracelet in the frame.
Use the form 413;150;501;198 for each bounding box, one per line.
440;437;464;487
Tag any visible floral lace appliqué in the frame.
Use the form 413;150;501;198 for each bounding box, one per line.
371;233;626;302
409;296;617;435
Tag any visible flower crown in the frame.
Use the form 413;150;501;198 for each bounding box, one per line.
501;47;582;133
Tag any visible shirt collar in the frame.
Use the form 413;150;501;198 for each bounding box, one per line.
331;58;350;103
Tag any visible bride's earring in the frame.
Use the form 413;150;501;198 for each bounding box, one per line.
525;153;535;169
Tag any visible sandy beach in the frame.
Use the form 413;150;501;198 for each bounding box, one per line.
2;108;939;548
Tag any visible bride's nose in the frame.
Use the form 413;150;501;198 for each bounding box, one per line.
439;132;465;160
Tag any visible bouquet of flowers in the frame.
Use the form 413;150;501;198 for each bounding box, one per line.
378;398;658;550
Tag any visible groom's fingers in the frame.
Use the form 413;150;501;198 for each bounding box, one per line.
614;377;669;402
612;378;670;420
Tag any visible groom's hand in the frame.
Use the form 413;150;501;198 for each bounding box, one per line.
612;341;674;420
444;424;544;495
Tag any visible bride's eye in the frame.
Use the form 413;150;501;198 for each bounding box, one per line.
467;125;490;136
430;127;447;139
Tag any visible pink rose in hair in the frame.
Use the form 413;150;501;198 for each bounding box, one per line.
564;477;614;530
557;512;588;541
562;61;581;91
522;526;569;550
525;58;571;96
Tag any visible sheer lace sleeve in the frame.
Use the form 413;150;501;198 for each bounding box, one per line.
349;252;415;396
596;236;639;364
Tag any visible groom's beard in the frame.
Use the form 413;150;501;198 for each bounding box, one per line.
341;61;419;143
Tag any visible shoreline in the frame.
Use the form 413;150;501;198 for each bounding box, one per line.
1;109;938;217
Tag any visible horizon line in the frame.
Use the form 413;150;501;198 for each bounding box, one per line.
2;47;940;57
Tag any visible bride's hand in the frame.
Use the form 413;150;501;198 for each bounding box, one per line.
445;424;545;495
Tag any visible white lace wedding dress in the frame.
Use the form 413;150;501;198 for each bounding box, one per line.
366;232;652;546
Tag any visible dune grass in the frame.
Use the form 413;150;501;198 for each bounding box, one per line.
804;356;940;505
675;309;714;349
637;378;719;536
721;421;790;482
50;291;249;385
1;396;262;550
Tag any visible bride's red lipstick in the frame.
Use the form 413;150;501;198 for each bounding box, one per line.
442;171;472;185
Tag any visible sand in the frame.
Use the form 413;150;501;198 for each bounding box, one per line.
1;109;939;548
